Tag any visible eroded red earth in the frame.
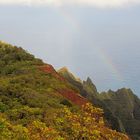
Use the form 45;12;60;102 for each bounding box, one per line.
57;88;88;106
39;64;65;81
39;64;88;106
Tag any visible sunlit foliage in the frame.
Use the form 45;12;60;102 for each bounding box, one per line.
55;103;130;140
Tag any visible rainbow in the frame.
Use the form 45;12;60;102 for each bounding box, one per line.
96;47;124;82
56;7;124;82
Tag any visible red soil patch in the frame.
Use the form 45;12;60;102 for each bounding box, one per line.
39;65;65;81
57;89;88;106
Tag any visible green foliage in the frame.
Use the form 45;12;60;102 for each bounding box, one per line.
60;99;72;107
0;42;68;122
0;114;29;140
27;120;63;140
0;104;130;140
0;102;8;112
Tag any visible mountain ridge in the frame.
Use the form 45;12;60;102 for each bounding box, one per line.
58;67;140;140
0;41;133;140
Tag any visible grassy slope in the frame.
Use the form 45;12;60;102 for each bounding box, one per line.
0;41;131;140
0;41;79;125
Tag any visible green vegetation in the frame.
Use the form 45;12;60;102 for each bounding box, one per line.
0;41;131;139
0;103;130;140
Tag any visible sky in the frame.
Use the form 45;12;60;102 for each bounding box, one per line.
0;0;140;96
0;0;140;7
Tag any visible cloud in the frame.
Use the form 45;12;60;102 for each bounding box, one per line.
0;0;140;8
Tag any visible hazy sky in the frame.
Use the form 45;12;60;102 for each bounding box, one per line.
0;0;140;96
0;0;140;7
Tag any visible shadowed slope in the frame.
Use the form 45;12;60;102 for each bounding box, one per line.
58;67;140;140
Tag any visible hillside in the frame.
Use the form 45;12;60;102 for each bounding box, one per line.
0;41;131;140
58;67;140;140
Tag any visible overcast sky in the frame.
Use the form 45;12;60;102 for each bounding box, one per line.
0;0;140;7
0;0;140;96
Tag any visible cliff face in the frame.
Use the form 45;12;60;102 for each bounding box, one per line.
100;89;140;140
83;77;98;97
58;67;140;140
58;67;98;98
